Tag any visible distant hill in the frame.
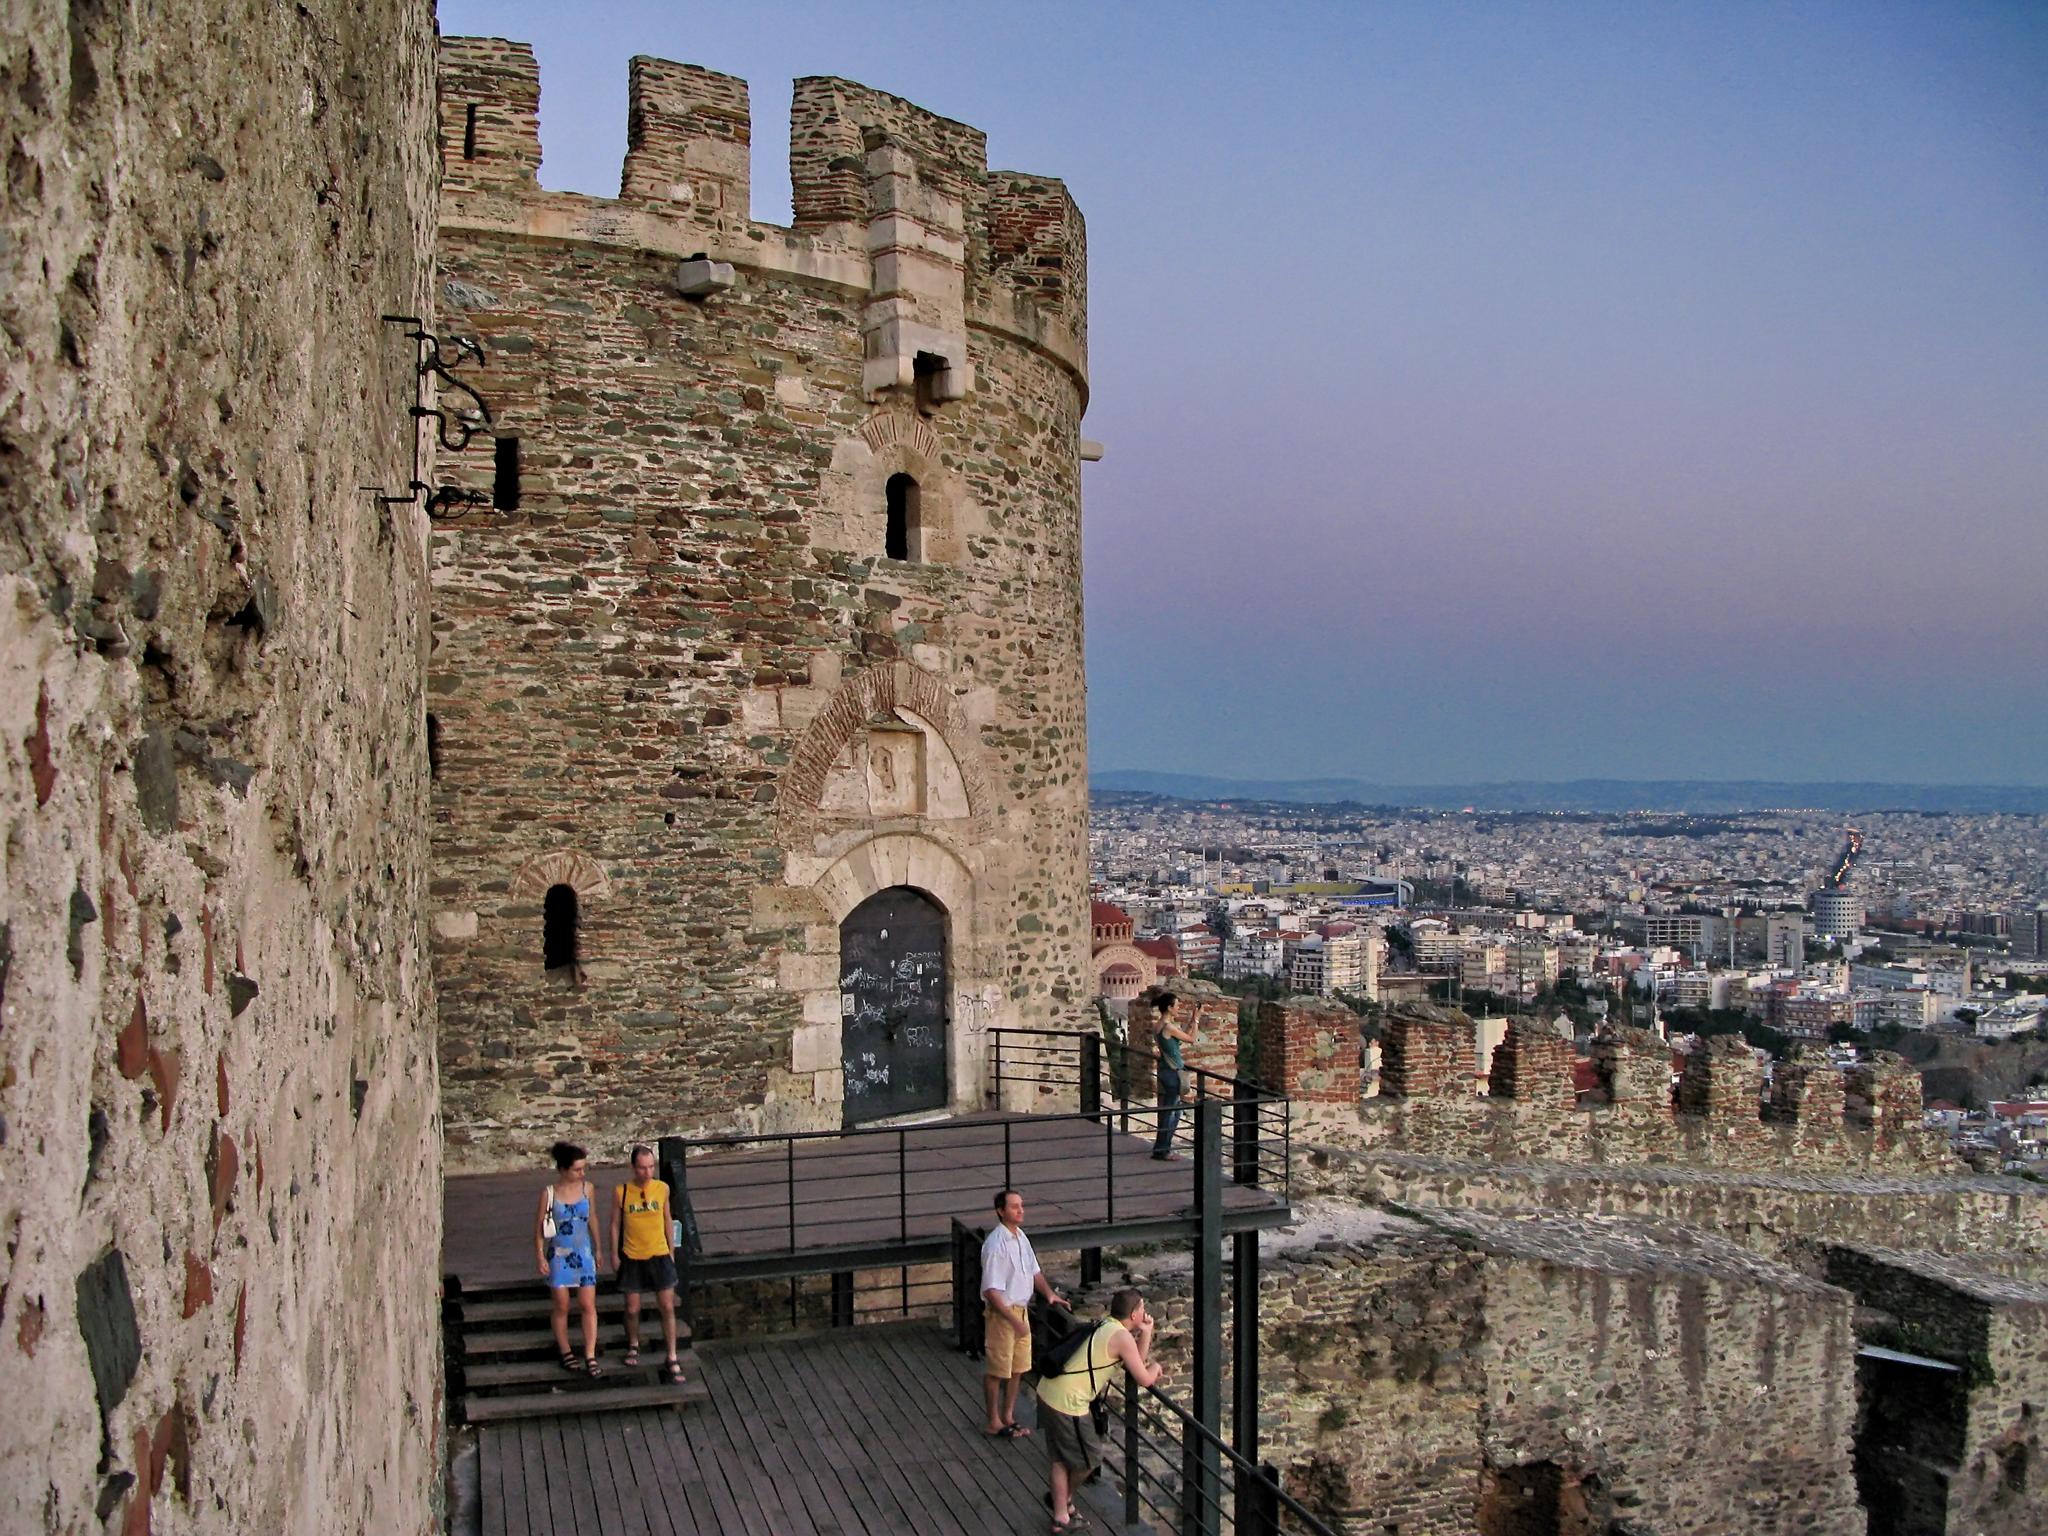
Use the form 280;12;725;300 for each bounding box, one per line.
1088;772;2048;815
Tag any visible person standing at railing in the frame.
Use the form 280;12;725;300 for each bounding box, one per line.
981;1188;1070;1440
1037;1288;1162;1533
1148;992;1195;1161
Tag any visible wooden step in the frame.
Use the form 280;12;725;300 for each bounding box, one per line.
463;1349;700;1391
462;1376;707;1424
458;1294;692;1333
461;1322;638;1357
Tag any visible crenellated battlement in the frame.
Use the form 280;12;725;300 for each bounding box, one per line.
435;38;1087;393
1253;1000;1956;1174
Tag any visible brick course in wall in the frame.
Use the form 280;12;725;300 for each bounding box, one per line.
0;4;442;1531
429;41;1094;1166
1256;996;1361;1104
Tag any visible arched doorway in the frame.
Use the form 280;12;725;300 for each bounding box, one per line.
839;886;949;1126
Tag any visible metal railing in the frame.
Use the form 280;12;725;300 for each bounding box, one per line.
988;1026;1292;1194
1114;1374;1342;1536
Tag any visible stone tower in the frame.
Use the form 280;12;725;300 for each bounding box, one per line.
431;40;1094;1164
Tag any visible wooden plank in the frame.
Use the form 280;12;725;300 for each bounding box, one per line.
768;1331;953;1536
869;1325;1046;1523
478;1421;508;1536
693;1342;825;1536
524;1418;563;1536
716;1339;854;1535
631;1400;722;1536
823;1331;974;1536
573;1414;636;1536
644;1373;756;1536
536;1415;588;1536
724;1340;884;1535
671;1359;798;1536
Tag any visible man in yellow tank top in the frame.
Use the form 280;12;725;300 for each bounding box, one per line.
611;1145;684;1383
1036;1288;1162;1532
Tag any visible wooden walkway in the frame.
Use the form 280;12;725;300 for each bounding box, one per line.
477;1322;1135;1536
447;1112;1287;1287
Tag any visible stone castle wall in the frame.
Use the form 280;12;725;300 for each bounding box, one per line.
1301;1142;2048;1258
1110;1211;1863;1535
0;3;441;1532
429;40;1093;1166
1258;1003;1957;1175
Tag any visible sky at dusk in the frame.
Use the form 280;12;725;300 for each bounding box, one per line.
442;1;2048;786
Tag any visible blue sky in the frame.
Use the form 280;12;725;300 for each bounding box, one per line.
442;1;2048;785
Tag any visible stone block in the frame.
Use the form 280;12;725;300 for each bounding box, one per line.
789;1021;838;1073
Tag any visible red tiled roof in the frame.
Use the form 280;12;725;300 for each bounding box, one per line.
1091;900;1131;927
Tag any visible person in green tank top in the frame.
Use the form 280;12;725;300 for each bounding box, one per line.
1036;1288;1162;1532
1147;991;1195;1160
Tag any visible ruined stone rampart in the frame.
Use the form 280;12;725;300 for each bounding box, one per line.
430;40;1092;1164
1111;1210;1864;1535
1300;1141;2048;1258
1;3;441;1531
1263;1004;1956;1174
1823;1246;2048;1535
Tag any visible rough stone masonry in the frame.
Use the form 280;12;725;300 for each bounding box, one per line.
429;40;1095;1167
0;2;442;1533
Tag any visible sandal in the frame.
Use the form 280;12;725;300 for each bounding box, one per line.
622;1347;641;1368
662;1357;685;1385
560;1353;584;1374
585;1355;605;1378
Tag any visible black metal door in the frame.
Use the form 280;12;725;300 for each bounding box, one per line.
839;886;949;1126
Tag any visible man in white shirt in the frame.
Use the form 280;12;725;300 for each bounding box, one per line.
980;1187;1069;1439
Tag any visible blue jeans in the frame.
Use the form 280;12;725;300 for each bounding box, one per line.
1153;1066;1184;1156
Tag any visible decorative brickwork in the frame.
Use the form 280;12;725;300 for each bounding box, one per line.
1256;997;1361;1103
430;41;1092;1165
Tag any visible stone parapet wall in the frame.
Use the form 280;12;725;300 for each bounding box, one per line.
0;3;441;1532
1301;1145;2048;1258
1350;1008;1955;1174
1256;997;1360;1103
1102;1209;1863;1534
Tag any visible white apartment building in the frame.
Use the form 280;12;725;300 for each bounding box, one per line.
1767;913;1805;970
1286;933;1370;997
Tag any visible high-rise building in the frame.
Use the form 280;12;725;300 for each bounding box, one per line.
2012;904;2048;960
1811;888;1863;942
1767;913;1806;970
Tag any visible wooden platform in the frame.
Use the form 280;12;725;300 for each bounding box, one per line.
477;1322;1141;1536
446;1112;1288;1288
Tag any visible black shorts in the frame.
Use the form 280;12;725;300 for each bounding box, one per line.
616;1254;679;1295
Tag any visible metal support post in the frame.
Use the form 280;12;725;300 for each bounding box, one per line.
1192;1099;1224;1536
1081;1033;1102;1120
1231;1229;1261;1527
1232;1084;1259;1188
657;1134;694;1326
830;1271;854;1328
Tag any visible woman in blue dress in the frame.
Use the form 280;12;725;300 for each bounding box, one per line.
536;1140;605;1375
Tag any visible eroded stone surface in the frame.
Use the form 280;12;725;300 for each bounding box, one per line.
0;3;442;1530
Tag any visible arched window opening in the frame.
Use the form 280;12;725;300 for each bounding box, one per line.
426;713;442;780
885;472;919;562
543;883;579;972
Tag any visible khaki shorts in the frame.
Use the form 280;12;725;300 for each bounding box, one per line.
984;1301;1031;1377
1042;1404;1104;1476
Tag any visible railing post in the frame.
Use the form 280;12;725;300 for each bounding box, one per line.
786;1137;797;1254
1192;1099;1224;1536
1232;1085;1259;1188
1254;1461;1282;1536
1122;1380;1141;1528
898;1129;908;1244
657;1134;695;1327
830;1270;854;1328
1003;1120;1012;1194
993;1030;1004;1109
1080;1033;1101;1120
1232;1229;1260;1475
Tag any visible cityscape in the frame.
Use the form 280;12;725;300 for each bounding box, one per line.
1090;792;2048;1161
